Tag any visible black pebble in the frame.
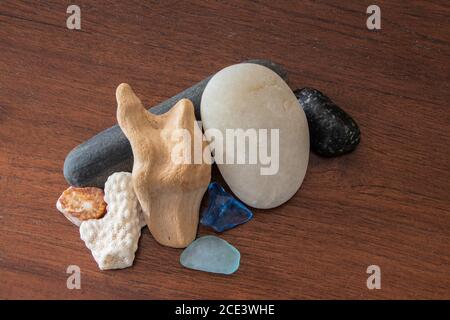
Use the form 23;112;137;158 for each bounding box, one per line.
294;88;360;157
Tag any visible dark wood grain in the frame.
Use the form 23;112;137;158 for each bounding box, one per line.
0;0;449;299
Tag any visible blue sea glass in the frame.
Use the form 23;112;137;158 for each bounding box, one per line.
200;182;253;232
180;236;240;275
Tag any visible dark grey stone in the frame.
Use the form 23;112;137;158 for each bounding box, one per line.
64;60;288;187
294;88;361;157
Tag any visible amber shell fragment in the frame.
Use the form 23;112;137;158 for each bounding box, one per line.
57;186;106;225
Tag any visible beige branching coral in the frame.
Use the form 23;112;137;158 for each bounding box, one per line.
116;84;211;248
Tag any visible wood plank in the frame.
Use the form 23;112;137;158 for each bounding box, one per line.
0;0;449;299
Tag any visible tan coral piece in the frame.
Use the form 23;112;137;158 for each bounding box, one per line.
56;186;106;226
116;83;211;248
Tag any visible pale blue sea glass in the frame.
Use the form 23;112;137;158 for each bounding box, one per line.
180;236;240;275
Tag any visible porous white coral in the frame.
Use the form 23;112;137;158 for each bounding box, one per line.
80;172;143;270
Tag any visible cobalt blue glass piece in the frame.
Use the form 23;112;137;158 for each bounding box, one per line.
200;182;253;232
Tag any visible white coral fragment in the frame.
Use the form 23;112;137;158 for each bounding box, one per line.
80;172;142;270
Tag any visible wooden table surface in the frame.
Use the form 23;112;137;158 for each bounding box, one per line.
0;0;449;300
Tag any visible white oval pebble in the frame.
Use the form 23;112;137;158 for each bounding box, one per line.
201;63;309;209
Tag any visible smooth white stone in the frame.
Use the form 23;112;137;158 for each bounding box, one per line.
201;63;309;209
